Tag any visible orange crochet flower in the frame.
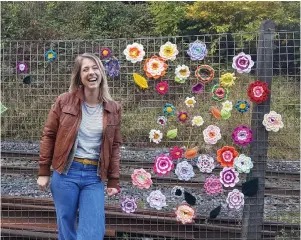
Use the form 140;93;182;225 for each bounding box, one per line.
143;56;168;79
184;147;198;159
217;146;239;167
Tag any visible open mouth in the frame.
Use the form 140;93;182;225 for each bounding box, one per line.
88;78;97;82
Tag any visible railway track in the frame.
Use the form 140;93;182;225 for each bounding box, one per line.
1;195;300;240
1;150;300;239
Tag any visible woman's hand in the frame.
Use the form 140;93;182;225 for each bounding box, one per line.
37;176;50;191
106;188;118;196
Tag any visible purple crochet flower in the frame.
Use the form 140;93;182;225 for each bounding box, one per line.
187;40;208;61
104;58;120;77
232;125;253;146
232;52;254;73
16;62;28;73
219;167;239;187
120;196;137;213
192;82;204;94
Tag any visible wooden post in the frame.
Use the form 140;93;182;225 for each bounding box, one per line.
241;20;275;240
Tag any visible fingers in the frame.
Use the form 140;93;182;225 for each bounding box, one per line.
107;188;118;196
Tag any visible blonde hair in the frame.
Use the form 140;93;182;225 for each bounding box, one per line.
69;53;113;102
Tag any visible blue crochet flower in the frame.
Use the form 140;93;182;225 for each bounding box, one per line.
235;100;250;113
45;50;57;62
163;103;176;116
187;40;208;61
104;58;120;77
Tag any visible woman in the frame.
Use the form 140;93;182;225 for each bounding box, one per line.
37;53;122;240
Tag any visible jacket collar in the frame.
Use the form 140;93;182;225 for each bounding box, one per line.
75;86;113;112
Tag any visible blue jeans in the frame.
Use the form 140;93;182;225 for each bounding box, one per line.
50;161;105;240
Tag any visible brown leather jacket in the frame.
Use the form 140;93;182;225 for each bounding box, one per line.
38;87;122;188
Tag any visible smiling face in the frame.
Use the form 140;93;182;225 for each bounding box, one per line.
80;58;102;90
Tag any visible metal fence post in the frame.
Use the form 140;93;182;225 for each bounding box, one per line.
241;20;275;240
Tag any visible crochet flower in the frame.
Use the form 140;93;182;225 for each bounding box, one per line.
232;52;254;73
159;41;179;61
171;186;185;198
163;103;176;116
221;101;232;112
147;190;167;210
169;146;183;160
185;97;196;108
104;58;120;77
131;168;152;189
234;154;253;173
192;116;204;127
175;204;196;224
220;109;231;120
100;47;112;59
183;147;198;159
220;73;236;87
175;161;195;181
226;189;244;209
123;42;145;63
16;62;27;73
192;82;204;94
203;125;222;144
235;100;250;113
153;154;174;176
156;81;169;95
211;85;229;101
149;129;163;144
195;65;215;84
262;111;284;132
177;112;189;124
217;146;239;167
247;80;270;104
157;116;167;126
187;40;208;61
219;167;239;187
175;65;190;80
120;196;137;213
204;176;223;195
232;125;253;146
45;50;57;62
196;154;215;173
146;190;167;210
144;56;168;79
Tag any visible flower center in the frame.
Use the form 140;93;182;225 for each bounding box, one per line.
187;100;194;105
152;62;159;70
102;50;109;56
19;64;25;71
159;86;165;91
48;53;53;58
163;46;174;56
166;107;172;113
209;131;216;138
129;48;140;57
253;86;264;97
238;131;247;140
215;88;225;98
179;69;187;76
154;133;159;139
222;150;233;162
159;119;164;124
240;103;246;109
180;114;187;120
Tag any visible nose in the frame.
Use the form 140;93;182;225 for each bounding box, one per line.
88;68;95;75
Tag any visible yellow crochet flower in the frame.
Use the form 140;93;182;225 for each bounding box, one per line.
220;73;236;87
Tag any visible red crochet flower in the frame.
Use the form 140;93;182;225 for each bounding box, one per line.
169;146;183;160
217;146;239;167
247;80;270;104
156;81;168;95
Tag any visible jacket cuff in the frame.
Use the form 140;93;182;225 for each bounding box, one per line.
107;178;119;189
38;165;51;176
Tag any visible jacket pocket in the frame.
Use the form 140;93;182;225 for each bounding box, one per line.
60;106;79;127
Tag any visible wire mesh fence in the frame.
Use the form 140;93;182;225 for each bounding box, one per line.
1;25;300;239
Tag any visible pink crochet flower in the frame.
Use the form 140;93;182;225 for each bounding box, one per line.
204;176;223;195
232;125;253;146
169;146;183;160
226;189;244;209
156;81;169;95
153;154;174;176
219;167;239;188
131;168;153;189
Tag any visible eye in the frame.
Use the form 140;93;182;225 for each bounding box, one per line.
93;66;99;70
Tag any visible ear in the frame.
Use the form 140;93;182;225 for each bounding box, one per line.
242;178;259;197
209;205;221;219
184;191;196;206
